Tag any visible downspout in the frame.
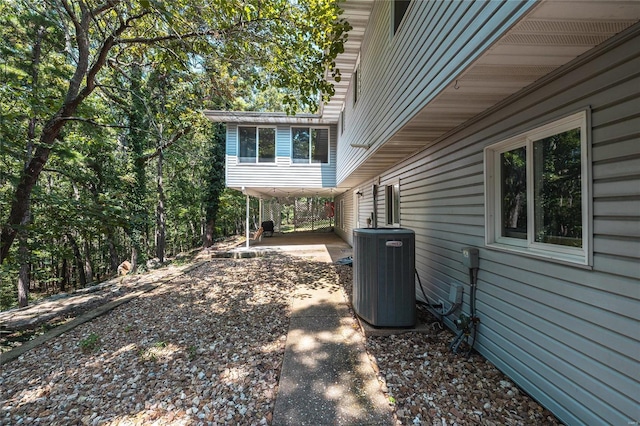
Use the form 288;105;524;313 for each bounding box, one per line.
372;184;378;228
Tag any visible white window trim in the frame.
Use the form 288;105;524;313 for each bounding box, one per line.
290;126;331;165
353;54;361;107
237;126;277;165
385;181;400;227
484;110;591;266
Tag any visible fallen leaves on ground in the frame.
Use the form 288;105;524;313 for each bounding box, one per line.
1;256;300;425
1;253;562;426
335;264;562;426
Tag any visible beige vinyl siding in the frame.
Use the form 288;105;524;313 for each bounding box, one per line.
349;24;640;425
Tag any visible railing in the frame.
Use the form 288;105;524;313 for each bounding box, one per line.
262;197;334;233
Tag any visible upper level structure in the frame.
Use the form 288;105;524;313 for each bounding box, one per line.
206;0;639;200
203;111;340;198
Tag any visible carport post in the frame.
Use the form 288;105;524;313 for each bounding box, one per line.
245;192;250;248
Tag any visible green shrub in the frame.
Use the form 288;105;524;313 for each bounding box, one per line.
79;333;101;353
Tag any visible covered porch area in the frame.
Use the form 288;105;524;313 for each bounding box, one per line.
227;231;353;264
252;231;351;262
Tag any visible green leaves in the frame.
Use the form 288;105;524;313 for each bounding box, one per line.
79;333;101;353
1;0;353;303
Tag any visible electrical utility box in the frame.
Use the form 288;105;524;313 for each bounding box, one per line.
461;247;479;269
353;228;416;327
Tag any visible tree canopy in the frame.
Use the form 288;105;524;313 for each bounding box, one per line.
0;0;350;307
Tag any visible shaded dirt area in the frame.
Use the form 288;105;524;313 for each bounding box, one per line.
0;239;243;354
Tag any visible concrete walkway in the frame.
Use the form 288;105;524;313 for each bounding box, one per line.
265;235;394;426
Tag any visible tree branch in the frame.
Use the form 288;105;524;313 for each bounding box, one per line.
136;127;192;165
117;17;279;44
75;11;150;106
59;116;130;128
60;0;90;104
42;167;94;190
91;0;120;17
95;83;130;109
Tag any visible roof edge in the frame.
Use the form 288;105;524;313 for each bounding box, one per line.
203;110;335;125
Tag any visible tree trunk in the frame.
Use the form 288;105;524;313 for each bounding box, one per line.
0;5;130;265
60;258;68;292
172;223;178;257
83;238;94;284
155;152;166;263
130;246;138;273
17;235;30;308
203;219;215;248
51;252;58;294
0;85;76;265
106;230;119;272
67;234;87;288
14;29;42;305
128;63;148;273
17;131;36;307
189;221;196;246
202;127;225;247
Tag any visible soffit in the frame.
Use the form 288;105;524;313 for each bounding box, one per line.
339;0;640;189
320;0;374;122
229;186;347;199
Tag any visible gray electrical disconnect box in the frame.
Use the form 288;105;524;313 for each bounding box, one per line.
462;247;479;269
449;282;464;304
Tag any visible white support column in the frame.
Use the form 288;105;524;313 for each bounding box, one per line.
245;193;250;248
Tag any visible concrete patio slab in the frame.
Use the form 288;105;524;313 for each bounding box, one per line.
356;314;435;337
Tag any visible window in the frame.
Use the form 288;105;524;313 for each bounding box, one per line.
392;0;411;35
385;182;400;226
238;126;276;163
485;111;589;265
353;55;361;106
340;107;345;135
291;127;329;164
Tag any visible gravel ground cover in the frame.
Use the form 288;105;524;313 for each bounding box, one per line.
1;264;193;353
1;255;306;425
335;265;562;426
1;251;562;425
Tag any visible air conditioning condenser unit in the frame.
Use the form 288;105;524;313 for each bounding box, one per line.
352;228;415;327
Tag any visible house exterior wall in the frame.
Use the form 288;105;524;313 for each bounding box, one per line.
334;191;356;246
344;24;640;425
225;123;337;189
338;24;640;425
336;0;537;185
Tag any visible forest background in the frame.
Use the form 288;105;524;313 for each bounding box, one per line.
0;0;350;309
